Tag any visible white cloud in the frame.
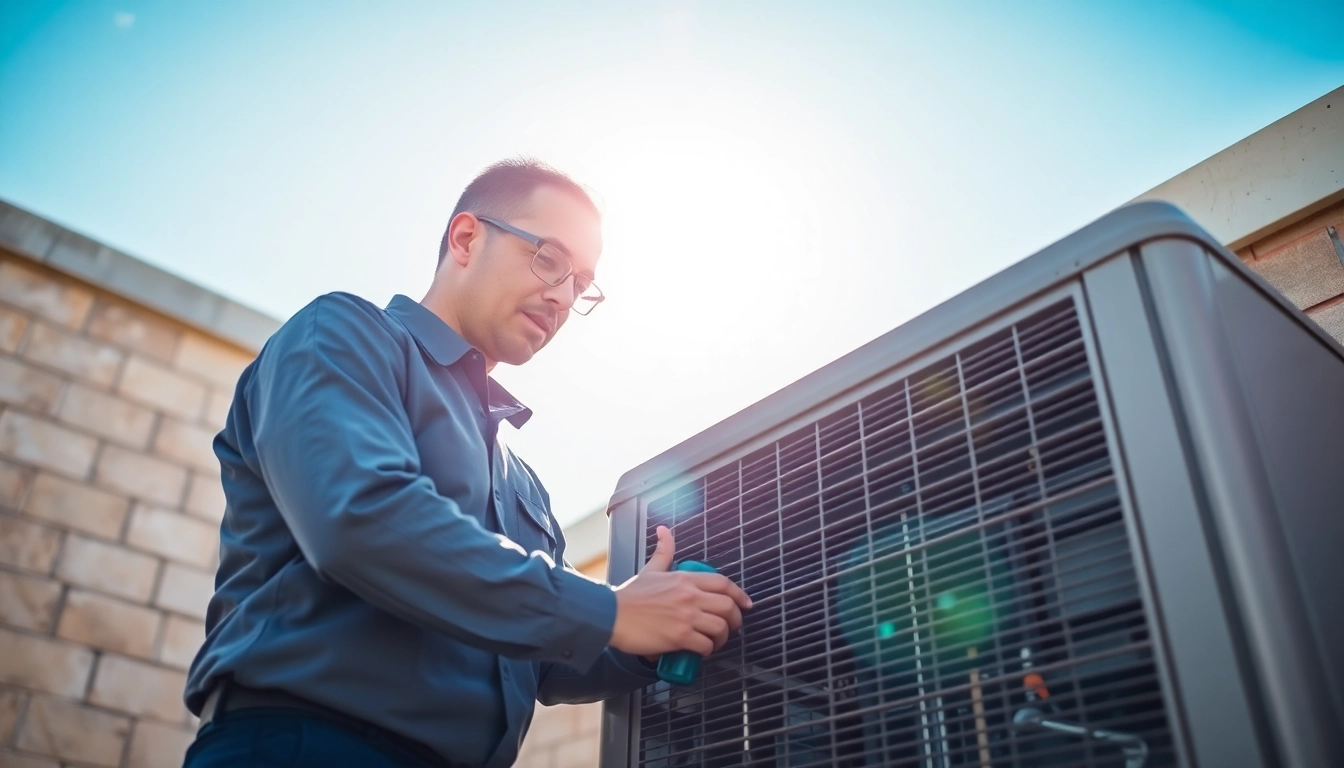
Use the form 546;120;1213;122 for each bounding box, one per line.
113;12;135;29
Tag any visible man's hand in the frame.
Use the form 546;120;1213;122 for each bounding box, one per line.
609;525;753;660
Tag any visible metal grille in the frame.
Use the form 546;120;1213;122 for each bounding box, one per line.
638;300;1174;767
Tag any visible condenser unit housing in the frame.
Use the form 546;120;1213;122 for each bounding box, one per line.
598;202;1344;768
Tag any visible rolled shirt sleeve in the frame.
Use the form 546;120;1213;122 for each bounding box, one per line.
246;294;616;671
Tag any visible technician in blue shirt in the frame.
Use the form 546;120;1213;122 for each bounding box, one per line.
182;160;753;768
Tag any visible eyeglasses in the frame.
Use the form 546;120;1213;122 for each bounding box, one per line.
476;216;605;316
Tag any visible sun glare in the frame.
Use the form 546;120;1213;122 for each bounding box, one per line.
500;67;876;518
547;76;853;376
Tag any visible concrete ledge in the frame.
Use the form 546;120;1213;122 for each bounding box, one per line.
0;199;280;353
1131;86;1344;250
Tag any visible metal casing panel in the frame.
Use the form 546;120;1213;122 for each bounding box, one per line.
602;497;643;768
1139;241;1344;768
1203;258;1344;721
1083;251;1266;768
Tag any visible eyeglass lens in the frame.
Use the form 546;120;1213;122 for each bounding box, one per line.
531;243;602;313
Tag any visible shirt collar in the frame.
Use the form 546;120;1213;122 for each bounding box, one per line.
385;294;533;429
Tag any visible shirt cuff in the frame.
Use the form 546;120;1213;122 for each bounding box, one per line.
543;569;618;672
609;649;661;680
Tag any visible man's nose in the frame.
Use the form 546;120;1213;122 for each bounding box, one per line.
540;277;578;310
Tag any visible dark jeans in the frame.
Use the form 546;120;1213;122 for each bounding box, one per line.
183;707;451;768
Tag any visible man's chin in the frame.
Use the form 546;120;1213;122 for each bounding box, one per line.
495;342;541;367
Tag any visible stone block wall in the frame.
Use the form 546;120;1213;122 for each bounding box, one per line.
0;249;255;768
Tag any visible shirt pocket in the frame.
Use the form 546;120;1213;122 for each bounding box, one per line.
514;491;558;559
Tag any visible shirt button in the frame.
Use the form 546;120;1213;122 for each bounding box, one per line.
562;650;572;660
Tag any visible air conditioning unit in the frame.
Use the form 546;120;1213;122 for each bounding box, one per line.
597;202;1344;768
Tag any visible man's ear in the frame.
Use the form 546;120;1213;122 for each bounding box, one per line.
446;212;482;268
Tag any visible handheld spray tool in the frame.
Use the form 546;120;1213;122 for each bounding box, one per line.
656;560;719;686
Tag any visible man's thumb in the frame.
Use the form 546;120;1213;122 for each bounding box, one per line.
643;525;675;572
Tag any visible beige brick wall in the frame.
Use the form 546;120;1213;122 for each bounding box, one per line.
516;697;602;768
514;555;609;768
0;251;253;768
1239;199;1344;345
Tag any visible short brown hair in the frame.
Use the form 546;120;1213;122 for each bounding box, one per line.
438;158;598;266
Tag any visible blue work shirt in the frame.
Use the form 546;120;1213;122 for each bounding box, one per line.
184;293;655;767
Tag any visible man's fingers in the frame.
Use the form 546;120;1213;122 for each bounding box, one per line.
680;627;714;657
699;593;743;632
709;613;731;652
686;572;753;610
642;525;675;573
691;614;728;654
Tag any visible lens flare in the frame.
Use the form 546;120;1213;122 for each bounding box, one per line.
838;524;1007;679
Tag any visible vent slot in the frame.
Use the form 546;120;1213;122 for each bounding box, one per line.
639;300;1174;767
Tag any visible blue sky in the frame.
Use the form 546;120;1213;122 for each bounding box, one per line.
3;1;1342;527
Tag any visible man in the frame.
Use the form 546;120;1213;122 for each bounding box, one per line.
182;159;753;767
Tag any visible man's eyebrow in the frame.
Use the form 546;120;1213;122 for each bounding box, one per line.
541;234;575;258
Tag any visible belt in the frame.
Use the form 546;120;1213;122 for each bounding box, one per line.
199;680;457;768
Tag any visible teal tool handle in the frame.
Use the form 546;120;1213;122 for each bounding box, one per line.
656;560;719;686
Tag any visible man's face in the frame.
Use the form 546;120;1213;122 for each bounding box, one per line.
455;185;602;366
